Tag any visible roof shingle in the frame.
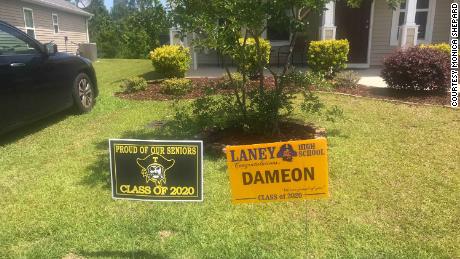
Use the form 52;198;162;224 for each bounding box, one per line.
22;0;93;17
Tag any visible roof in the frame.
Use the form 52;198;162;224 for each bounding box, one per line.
21;0;93;17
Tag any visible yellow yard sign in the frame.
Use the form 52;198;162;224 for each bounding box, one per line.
226;138;329;204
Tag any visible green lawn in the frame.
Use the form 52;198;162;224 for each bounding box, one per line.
0;59;458;258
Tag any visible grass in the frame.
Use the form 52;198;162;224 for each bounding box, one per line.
0;59;459;258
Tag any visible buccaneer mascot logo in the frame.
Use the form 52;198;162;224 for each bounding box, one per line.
136;154;175;186
277;143;298;162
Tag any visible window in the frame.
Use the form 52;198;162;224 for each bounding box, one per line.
23;8;35;38
390;0;436;45
266;9;292;42
0;26;39;55
267;20;290;41
415;0;429;40
52;13;59;33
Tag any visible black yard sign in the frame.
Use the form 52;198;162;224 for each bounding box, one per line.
109;139;203;201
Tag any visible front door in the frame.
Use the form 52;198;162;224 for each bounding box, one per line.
335;0;372;64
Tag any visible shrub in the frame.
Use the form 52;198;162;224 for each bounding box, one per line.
307;39;349;76
232;38;271;78
282;70;332;90
219;72;244;89
307;39;350;76
381;47;449;91
420;43;450;55
160;78;192;96
120;77;148;93
149;45;191;78
333;70;360;88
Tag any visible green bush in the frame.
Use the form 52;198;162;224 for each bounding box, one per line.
160;78;192;96
282;70;332;90
149;45;191;78
120;77;148;93
333;70;360;88
420;43;450;55
219;72;244;89
382;47;449;91
307;39;349;76
232;38;271;78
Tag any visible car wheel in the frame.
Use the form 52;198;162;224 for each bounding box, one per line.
73;73;95;113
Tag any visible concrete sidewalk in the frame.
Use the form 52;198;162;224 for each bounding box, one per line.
186;66;388;88
356;68;388;88
186;67;232;78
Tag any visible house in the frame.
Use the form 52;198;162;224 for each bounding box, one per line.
170;0;451;69
0;0;92;55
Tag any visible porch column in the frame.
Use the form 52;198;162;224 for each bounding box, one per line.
399;0;418;47
169;28;198;70
319;1;336;40
191;33;198;70
169;27;182;45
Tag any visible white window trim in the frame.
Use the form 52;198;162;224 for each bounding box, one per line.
390;0;436;46
22;7;35;38
52;13;59;34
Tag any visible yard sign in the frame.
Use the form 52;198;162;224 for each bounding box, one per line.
226;139;329;204
109;139;203;201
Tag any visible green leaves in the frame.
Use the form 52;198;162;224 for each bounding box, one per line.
307;39;350;77
150;45;191;78
87;0;171;58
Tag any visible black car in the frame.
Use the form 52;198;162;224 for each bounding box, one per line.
0;20;98;134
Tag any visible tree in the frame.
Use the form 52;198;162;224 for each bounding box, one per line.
112;0;171;58
168;0;401;135
85;0;170;58
85;0;119;58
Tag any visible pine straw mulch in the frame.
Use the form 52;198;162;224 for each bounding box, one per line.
116;76;450;106
203;121;319;145
147;120;322;154
203;122;322;154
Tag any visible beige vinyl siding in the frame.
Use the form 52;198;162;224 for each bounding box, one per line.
196;50;220;66
0;0;26;28
0;0;88;54
369;0;397;66
432;0;453;43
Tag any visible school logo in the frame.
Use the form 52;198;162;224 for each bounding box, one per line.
136;154;175;186
277;143;298;162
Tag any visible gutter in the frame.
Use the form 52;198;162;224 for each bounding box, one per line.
21;0;93;17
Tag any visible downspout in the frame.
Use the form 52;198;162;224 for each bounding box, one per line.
86;15;92;43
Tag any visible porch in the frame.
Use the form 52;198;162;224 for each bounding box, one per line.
171;0;448;70
185;67;388;88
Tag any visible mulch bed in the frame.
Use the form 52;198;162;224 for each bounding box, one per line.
115;77;278;101
116;76;450;106
204;121;318;145
115;78;226;101
147;120;321;154
198;121;321;154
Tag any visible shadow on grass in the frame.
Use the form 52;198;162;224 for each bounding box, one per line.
81;116;342;189
336;85;449;105
80;250;168;259
0;109;71;146
110;71;161;90
327;128;349;139
81;124;224;188
139;70;162;81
